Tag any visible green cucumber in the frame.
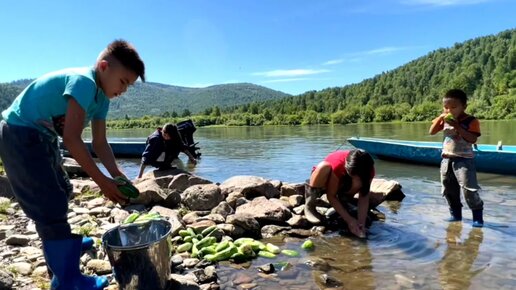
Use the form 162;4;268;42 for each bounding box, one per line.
265;243;281;254
258;250;277;259
176;242;193;253
301;240;314;250
281;249;300;257
123;212;140;224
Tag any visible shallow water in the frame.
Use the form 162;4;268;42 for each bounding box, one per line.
94;122;516;289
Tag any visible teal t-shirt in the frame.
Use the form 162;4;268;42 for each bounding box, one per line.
1;67;109;139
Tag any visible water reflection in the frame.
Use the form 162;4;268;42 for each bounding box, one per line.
438;223;484;290
310;236;376;289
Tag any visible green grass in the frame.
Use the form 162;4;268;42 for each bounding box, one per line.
73;223;96;236
0;199;11;214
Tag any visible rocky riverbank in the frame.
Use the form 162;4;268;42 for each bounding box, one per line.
0;166;403;290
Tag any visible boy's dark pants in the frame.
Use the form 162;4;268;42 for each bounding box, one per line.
440;157;483;211
0;121;73;240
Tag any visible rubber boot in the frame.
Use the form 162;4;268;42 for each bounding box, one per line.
82;236;94;252
43;234;108;290
47;236;95;278
472;209;484;228
304;184;325;224
446;207;462;222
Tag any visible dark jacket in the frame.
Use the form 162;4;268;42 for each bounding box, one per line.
141;129;187;167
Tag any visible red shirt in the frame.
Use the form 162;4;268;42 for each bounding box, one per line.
323;150;375;179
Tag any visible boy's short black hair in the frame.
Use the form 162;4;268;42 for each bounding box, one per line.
444;89;467;105
100;39;146;82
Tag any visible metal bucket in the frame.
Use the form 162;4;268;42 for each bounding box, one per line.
102;219;172;290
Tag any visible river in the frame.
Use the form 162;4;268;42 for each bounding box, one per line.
88;120;516;289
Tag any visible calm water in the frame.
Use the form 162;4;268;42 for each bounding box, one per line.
92;121;516;289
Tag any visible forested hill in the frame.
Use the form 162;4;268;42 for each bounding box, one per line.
108;82;290;119
222;29;516;123
0;81;290;119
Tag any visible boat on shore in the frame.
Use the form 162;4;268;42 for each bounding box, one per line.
347;137;516;175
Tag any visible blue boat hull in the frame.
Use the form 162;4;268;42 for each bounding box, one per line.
347;137;516;176
61;141;146;158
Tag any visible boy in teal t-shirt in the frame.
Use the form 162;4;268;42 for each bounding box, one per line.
0;40;145;289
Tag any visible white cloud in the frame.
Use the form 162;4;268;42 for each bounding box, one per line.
401;0;490;6
262;78;310;83
253;69;330;78
323;46;415;66
323;59;344;66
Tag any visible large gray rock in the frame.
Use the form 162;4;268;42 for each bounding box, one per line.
182;184;224;211
131;179;169;205
280;182;305;197
225;213;261;239
131;176;183;208
210;201;234;218
235;196;292;225
220;176;280;199
168;173;212;192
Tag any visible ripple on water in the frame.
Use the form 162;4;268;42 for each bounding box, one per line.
367;224;442;268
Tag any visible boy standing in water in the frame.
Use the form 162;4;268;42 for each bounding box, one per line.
429;89;484;227
0;40;145;289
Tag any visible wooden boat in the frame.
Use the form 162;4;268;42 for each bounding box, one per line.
347;137;516;175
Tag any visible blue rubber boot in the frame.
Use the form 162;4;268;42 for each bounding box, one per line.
82;237;94;252
47;236;95;279
446;207;462;222
472;209;484;228
43;234;108;290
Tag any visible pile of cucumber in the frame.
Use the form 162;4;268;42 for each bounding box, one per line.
122;212;162;224
173;225;314;263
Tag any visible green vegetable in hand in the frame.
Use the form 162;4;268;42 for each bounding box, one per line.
115;176;140;198
444;113;455;122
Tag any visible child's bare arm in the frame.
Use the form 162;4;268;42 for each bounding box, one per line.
429;114;445;135
63;98;126;204
91;120;125;178
326;174;363;237
451;123;478;143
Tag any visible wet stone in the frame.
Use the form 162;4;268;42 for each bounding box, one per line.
5;234;30;246
257;263;275;274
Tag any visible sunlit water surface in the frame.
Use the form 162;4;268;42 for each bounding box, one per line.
85;121;516;289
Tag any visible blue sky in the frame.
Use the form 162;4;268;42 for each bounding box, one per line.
0;0;515;95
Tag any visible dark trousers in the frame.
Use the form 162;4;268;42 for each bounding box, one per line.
0;121;73;240
440;157;483;210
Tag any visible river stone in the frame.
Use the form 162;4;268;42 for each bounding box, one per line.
225;213;261;239
281;183;304;197
260;225;291;238
182;184;224;211
211;201;234;218
0;270;14;289
235;196;292;225
5;235;30;247
220;176;280;199
86;259;111;275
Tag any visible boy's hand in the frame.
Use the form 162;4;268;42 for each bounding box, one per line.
98;177;128;205
444;117;459;128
